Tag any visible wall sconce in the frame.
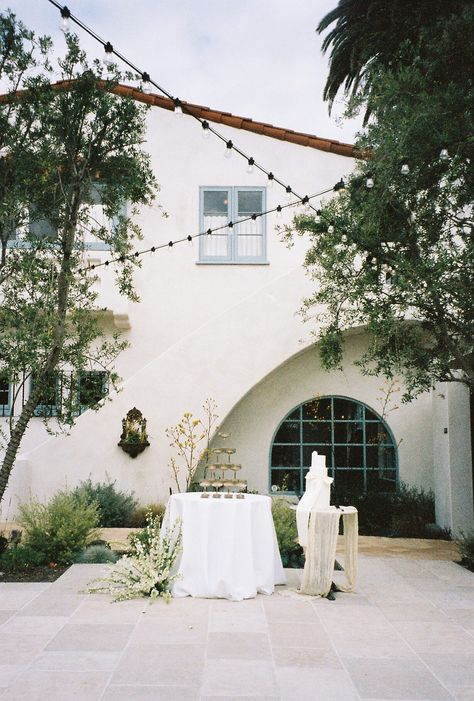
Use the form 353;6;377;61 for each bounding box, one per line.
118;407;150;458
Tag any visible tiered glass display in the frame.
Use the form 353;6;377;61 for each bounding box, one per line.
200;432;247;499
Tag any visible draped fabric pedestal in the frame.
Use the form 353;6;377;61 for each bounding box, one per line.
162;493;286;601
300;506;358;597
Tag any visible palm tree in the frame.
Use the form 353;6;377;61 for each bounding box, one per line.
318;0;468;116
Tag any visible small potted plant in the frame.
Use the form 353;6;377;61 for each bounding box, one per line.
118;407;150;458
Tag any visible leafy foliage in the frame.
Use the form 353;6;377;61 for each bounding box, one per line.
271;498;304;568
291;7;474;400
0;18;157;503
332;481;438;537
18;490;100;565
88;514;182;602
317;0;470;117
0;543;46;570
72;478;138;527
166;398;219;492
130;503;166;528
75;544;119;564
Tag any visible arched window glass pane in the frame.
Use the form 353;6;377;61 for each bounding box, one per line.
270;396;397;495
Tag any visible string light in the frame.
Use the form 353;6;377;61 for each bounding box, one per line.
141;72;151;94
76;187;336;274
327;222;335;234
333;179;346;193
46;1;323;214
366;172;374;189
286;186;292;202
267;173;274;188
224;140;233;158
202;120;211;139
401;161;410;175
439;147;449;162
60;5;71;31
315;209;321;223
173;98;183;118
246;157;255;174
103;42;114;68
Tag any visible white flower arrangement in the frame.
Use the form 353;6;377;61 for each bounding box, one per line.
87;514;182;602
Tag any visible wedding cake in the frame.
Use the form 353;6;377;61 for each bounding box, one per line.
296;451;333;547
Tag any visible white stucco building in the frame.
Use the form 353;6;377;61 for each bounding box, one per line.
1;86;473;535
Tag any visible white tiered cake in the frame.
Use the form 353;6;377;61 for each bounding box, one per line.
296;451;333;547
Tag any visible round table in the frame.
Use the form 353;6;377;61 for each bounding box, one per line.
162;493;286;600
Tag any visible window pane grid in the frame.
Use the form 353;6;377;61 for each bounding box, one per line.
270;396;397;494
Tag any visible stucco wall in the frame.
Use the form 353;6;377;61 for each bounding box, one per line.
213;333;433;496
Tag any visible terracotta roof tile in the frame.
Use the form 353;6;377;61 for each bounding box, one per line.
3;80;359;159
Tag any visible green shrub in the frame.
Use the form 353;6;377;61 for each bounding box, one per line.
130;503;166;528
19;490;100;565
458;532;474;572
331;481;438;538
271;498;304;568
0;543;46;570
75;544;119;564
72;478;138;527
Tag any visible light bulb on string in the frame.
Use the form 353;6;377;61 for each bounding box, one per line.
202;120;211;140
333;178;346;193
366;172;374;189
187;235;193;246
168;241;174;251
315;209;321;223
206;228;212;237
439;147;449;162
401;161;410;175
103;42;114;68
286;186;292;202
224;140;233;158
327;222;335;234
141;72;151;94
60;6;71;32
174;98;183;118
267;172;274;188
276;205;283;219
246;157;255;174
301;196;311;214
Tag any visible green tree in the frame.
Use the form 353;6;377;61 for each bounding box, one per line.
0;17;156;503
317;0;470;118
290;7;474;401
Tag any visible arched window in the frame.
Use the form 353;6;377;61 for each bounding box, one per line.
270;396;397;494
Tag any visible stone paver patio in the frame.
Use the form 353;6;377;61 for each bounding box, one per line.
0;554;473;700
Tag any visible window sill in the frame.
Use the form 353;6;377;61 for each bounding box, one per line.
196;261;270;266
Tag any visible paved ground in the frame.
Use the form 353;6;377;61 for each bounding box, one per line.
0;555;473;701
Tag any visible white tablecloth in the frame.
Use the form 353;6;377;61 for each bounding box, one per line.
162;493;286;600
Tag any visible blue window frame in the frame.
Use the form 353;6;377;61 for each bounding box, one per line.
77;371;108;411
7;186;125;251
199;186;267;263
270;395;398;495
31;373;59;418
0;377;11;417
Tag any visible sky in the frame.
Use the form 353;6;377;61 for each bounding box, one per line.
7;0;363;144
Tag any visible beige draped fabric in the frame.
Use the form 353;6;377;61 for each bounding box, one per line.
300;507;358;597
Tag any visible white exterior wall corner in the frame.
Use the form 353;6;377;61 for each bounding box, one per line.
432;382;474;536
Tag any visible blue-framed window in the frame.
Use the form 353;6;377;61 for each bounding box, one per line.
199;186;267;263
0;377;11;417
7;186;124;251
77;371;108;411
270;396;398;495
31;373;59;417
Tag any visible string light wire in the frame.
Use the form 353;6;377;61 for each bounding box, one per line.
79;187;334;273
47;0;323;212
